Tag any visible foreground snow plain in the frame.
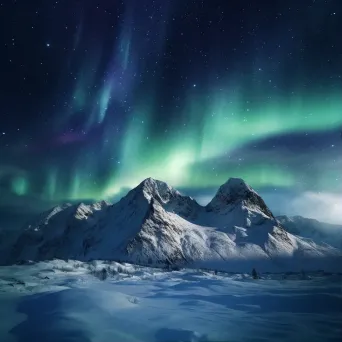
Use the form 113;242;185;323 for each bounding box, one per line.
0;260;341;342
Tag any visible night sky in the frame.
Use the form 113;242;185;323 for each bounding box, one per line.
1;0;342;227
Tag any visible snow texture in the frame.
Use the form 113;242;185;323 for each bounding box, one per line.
277;215;342;249
1;177;341;272
0;260;341;342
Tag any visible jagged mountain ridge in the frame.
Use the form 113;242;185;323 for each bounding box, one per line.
3;177;342;272
277;215;342;250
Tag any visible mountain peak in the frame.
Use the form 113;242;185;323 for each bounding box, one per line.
141;177;157;185
137;177;180;203
209;177;256;204
206;177;274;218
6;175;341;271
220;177;254;195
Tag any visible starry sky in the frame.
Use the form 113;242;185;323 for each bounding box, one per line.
0;0;342;228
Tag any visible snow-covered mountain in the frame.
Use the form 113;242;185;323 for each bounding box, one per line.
2;178;341;272
277;215;342;250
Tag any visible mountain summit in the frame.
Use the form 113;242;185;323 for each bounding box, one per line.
3;177;341;272
207;178;274;218
137;177;181;202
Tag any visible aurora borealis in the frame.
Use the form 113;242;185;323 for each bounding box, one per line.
1;0;342;226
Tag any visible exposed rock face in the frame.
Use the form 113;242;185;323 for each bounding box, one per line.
2;177;341;272
206;178;274;218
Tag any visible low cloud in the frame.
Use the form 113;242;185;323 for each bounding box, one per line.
287;192;342;225
194;195;212;206
194;188;342;225
262;190;342;225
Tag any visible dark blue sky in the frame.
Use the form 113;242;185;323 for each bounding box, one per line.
0;0;341;228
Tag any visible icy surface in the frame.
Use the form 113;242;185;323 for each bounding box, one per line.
0;260;341;342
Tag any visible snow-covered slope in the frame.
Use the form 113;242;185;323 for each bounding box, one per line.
1;260;341;342
3;178;341;272
277;215;342;250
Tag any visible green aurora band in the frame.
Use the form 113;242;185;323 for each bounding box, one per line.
7;84;341;203
3;1;341;207
73;91;342;201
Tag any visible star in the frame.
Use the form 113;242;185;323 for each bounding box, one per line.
0;0;341;225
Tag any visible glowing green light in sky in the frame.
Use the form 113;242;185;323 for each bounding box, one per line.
101;91;342;198
45;168;58;200
5;0;342;214
70;172;81;200
197;91;342;160
11;176;28;196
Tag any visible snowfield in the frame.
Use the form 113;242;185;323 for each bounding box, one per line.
1;177;341;341
0;260;341;342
